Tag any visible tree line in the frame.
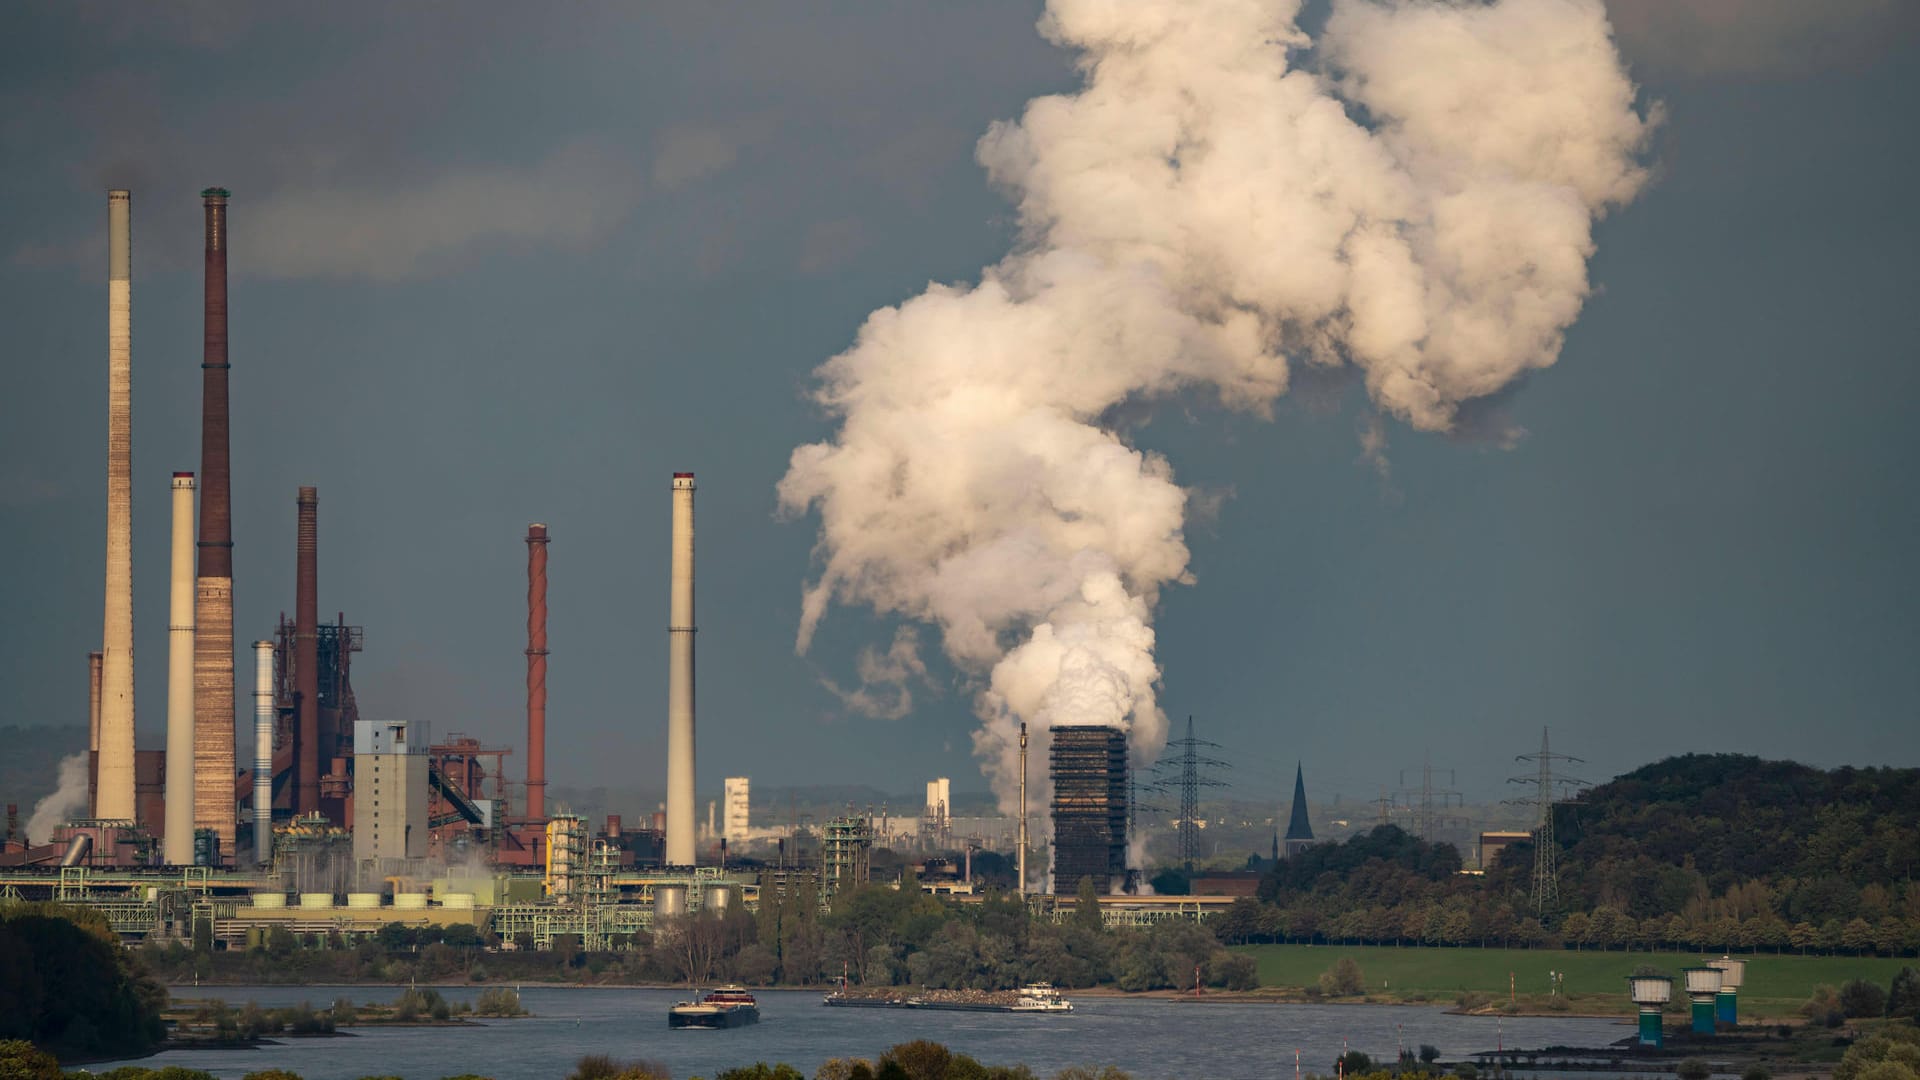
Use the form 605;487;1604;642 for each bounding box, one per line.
1213;754;1920;955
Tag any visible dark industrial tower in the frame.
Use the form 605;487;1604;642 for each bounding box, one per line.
1049;725;1129;895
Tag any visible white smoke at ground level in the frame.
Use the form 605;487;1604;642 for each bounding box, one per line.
781;0;1652;813
27;753;89;845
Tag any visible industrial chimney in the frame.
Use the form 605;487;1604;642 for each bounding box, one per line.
193;188;237;856
665;473;696;866
164;472;197;864
87;650;102;812
295;487;319;816
97;188;136;824
526;523;549;823
252;640;274;863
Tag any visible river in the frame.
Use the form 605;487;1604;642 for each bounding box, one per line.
98;986;1632;1080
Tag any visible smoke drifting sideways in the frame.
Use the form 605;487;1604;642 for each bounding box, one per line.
779;0;1654;811
28;754;89;845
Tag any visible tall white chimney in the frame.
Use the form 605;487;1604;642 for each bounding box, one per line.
666;472;697;865
164;473;196;863
252;640;274;864
97;189;136;823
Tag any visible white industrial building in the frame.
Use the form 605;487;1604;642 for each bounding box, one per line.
353;719;428;867
725;777;750;842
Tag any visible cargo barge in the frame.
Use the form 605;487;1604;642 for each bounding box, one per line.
670;986;761;1028
823;984;1072;1013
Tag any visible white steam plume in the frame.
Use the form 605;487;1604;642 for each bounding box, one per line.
27;753;89;845
779;0;1651;811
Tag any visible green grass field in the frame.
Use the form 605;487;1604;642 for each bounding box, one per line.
1232;944;1914;1015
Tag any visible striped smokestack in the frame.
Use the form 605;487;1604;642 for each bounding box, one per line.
194;188;236;857
666;473;696;865
295;486;319;816
164;472;197;865
252;640;274;863
526;523;549;823
97;189;136;823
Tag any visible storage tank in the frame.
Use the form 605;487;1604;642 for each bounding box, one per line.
251;893;287;909
298;893;333;910
345;893;381;909
394;892;429;910
1627;975;1672;1047
1707;957;1746;1026
653;883;688;918
704;884;733;912
442;892;476;909
1683;967;1723;1034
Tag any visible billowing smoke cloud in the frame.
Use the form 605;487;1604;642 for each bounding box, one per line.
27;753;89;845
821;626;933;721
779;0;1652;811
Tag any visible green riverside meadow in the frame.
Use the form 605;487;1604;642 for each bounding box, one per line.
1233;943;1913;1012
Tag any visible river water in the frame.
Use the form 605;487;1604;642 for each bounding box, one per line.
98;985;1631;1080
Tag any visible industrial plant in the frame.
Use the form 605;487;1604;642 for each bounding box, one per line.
0;190;1370;946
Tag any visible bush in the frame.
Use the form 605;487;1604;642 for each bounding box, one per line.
567;1054;668;1080
242;1071;306;1080
1677;1059;1712;1080
881;1041;952;1080
475;987;526;1017
1845;980;1892;1019
1742;1066;1772;1080
1806;984;1847;1029
1217;954;1259;992
1420;1045;1442;1065
1335;1051;1372;1076
1318;957;1365;998
717;1067;806;1080
0;1040;60;1080
1890;968;1920;1021
1454;1066;1477;1080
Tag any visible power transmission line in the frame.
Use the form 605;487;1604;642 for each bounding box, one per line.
1505;726;1588;917
1150;715;1230;872
1396;749;1464;842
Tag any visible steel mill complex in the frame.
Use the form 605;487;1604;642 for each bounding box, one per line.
0;189;1242;949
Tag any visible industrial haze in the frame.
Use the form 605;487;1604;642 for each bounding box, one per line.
0;1;1917;823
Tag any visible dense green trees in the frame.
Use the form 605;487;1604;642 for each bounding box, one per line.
0;903;167;1059
1229;755;1920;956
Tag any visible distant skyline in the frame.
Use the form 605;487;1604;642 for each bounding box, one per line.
2;1;1916;815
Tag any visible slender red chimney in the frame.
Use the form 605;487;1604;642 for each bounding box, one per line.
193;188;237;855
295;487;319;816
526;523;549;822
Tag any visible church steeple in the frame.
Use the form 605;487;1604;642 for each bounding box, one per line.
1283;762;1314;854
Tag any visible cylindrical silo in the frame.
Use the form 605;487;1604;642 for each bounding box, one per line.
653;883;688;919
164;472;197;864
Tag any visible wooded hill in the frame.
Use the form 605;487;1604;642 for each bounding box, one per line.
1226;754;1920;955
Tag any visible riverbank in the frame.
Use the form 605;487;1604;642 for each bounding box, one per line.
1232;942;1912;1019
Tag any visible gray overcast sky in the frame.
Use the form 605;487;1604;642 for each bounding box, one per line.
3;1;1916;813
